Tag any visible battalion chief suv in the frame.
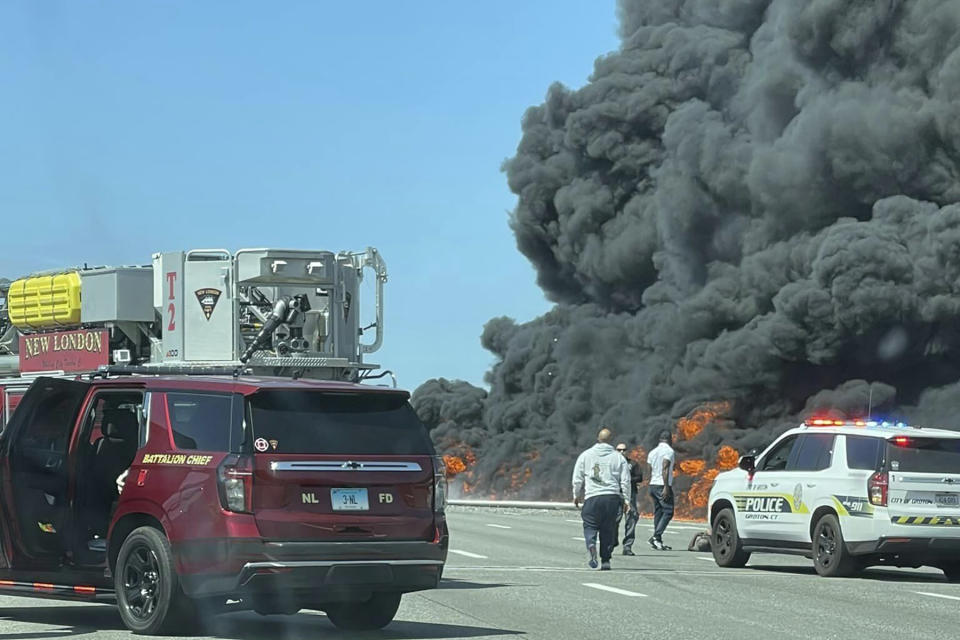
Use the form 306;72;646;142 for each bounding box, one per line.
708;419;960;580
0;375;448;634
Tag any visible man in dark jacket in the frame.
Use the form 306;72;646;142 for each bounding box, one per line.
615;443;643;556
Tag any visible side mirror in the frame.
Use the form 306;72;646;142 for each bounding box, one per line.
739;455;756;474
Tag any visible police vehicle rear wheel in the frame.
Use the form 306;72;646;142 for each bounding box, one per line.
115;526;198;635
325;592;401;630
711;508;750;568
812;514;858;578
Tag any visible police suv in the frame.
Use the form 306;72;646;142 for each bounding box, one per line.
708;419;960;580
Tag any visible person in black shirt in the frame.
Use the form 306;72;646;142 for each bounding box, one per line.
615;443;644;555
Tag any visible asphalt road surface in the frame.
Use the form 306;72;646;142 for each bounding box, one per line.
1;507;959;639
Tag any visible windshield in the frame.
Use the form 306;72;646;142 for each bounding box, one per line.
886;438;960;474
247;390;435;456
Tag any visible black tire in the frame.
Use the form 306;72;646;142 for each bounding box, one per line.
252;595;300;616
940;563;960;583
115;526;197;635
812;514;859;578
711;508;751;568
325;592;401;631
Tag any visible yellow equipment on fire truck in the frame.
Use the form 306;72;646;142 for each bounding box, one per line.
0;247;390;427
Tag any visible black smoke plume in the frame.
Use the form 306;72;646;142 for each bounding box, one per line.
413;0;960;512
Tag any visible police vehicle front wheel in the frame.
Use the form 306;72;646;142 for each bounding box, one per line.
812;514;858;578
711;508;751;568
115;526;198;635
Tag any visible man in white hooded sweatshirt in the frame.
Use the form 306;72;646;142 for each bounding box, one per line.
572;427;631;570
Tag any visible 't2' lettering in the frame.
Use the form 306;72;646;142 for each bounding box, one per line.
166;272;177;331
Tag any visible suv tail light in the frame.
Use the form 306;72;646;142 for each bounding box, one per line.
431;456;447;514
869;470;888;507
218;454;253;513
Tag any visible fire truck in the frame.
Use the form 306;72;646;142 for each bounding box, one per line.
0;246;390;426
0;247;450;634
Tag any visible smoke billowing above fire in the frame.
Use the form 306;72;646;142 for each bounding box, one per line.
413;1;960;517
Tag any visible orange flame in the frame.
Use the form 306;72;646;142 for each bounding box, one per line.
669;402;738;519
443;455;464;476
676;401;731;440
678;459;706;475
717;445;739;470
687;468;720;509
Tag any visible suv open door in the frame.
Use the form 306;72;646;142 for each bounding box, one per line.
0;377;89;568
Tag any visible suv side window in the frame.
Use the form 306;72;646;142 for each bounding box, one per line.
846;435;884;470
759;435;798;471
166;393;234;451
790;434;835;471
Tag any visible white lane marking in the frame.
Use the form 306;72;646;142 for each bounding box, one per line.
583;583;647;597
572;537;584;541
566;519;583;523
916;591;960;602
696;556;715;562
445;566;792;576
449;549;488;559
486;524;512;529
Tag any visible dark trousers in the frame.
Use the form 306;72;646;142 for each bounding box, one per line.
616;488;639;550
650;485;674;540
582;494;621;562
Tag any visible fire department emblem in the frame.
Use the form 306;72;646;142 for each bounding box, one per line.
194;288;222;321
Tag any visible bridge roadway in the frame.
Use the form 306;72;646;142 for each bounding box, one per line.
0;506;958;639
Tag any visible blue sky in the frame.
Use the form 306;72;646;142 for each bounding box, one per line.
0;1;619;390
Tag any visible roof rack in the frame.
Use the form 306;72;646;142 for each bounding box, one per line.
90;365;249;380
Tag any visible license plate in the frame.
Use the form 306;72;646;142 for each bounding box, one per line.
331;488;369;511
936;493;959;508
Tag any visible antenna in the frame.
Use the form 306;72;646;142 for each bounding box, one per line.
867;385;873;422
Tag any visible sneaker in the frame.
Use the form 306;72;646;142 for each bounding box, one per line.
648;536;664;550
587;544;598;569
659;543;673;551
600;561;611;571
622;549;636;556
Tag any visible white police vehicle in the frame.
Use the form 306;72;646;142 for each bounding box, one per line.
708;419;960;580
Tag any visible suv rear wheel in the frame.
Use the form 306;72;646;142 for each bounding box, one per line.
812;514;859;578
115;526;197;635
324;592;401;631
940;562;960;583
711;508;751;568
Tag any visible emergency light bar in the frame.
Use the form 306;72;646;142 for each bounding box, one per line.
803;418;914;429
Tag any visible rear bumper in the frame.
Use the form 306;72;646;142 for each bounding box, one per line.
176;537;448;599
847;536;960;557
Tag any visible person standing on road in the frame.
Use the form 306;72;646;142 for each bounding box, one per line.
615;443;643;556
647;430;676;551
573;428;631;570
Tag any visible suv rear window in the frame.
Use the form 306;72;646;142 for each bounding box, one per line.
846;436;884;470
167;393;235;451
886;437;960;474
247;391;435;455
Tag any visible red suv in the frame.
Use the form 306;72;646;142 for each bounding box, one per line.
0;375;448;634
